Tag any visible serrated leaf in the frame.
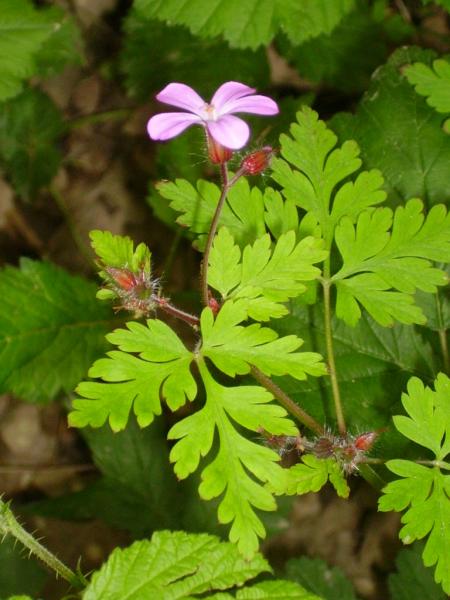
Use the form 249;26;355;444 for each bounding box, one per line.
0;0;53;100
199;302;326;380
330;47;450;207
388;543;447;600
90;230;151;272
271;106;386;245
332;200;450;326
0;88;64;200
169;359;297;557
285;556;359;600
121;11;268;100
69;319;196;431
156;177;266;251
277;1;394;94
208;228;326;320
0;259;113;403
406;58;450;115
83;530;271;599
234;580;322;599
133;0;354;50
379;374;450;594
269;455;349;498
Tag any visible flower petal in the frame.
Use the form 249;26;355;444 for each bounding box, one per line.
207;115;250;150
211;81;256;112
156;83;206;115
218;94;279;116
147;112;202;141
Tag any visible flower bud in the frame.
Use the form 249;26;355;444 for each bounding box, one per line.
206;133;233;164
240;146;274;175
106;267;139;292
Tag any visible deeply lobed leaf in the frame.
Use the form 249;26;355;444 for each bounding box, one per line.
169;360;297;557
70;320;196;431
406;58;450;114
379;374;450;595
208;227;327;320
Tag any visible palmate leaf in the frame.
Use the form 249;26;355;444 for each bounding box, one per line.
208;227;326;320
0;259;114;403
332;199;450;326
330;47;450;207
156;177;266;250
200;302;326;380
0;88;65;200
271;106;386;245
269;455;349;498
69;320;197;431
379;374;450;595
82;530;271;599
134;0;354;50
169;359;297;557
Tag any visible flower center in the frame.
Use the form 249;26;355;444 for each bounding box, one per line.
202;103;217;122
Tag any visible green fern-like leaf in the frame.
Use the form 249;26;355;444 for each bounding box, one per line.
269;455;349;498
406;58;450;114
69;320;197;431
200;302;326;380
379;374;450;595
170;360;297;557
156;177;266;250
271;106;386;246
208;227;327;320
332;200;450;326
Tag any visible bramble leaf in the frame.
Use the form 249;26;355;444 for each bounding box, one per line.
379;374;450;595
121;10;268;100
332;200;450;326
269;455;349;498
155;177;266;250
199;302;326;380
0;88;65;200
82;530;271;599
133;0;354;50
330;47;450;206
169;360;297;557
285;556;359;600
231;580;322;598
271;106;386;244
69;320;196;431
0;259;113;403
388;543;447;600
208;227;327;320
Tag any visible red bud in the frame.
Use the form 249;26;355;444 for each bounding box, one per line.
106;267;138;291
354;431;379;451
240;146;273;175
206;134;233;164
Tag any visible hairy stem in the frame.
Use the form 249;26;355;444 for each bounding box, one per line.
322;275;346;435
154;296;200;327
250;366;324;435
0;498;84;588
201;163;230;305
435;291;449;374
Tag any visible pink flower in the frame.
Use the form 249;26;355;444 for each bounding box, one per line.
147;81;279;150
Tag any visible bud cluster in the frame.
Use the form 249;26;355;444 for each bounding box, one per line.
104;266;159;316
261;428;381;474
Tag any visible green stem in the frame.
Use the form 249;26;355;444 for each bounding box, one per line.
435;290;449;374
0;498;84;589
250;366;324;436
201;163;230;306
322;272;346;435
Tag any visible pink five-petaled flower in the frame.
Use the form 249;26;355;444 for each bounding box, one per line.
147;81;279;150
